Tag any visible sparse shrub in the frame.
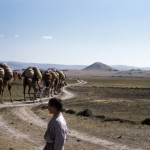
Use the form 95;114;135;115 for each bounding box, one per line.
65;109;76;114
77;109;92;117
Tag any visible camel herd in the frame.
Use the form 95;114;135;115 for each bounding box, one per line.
0;63;67;104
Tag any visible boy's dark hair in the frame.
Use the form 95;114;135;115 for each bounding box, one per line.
48;97;63;111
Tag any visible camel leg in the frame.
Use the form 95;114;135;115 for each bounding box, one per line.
0;79;3;104
54;80;59;95
0;90;3;104
54;86;58;95
0;86;2;104
57;85;60;94
47;87;51;97
0;94;1;104
0;97;2;104
64;81;67;86
1;87;4;104
50;87;53;97
23;78;27;101
28;86;32;101
53;83;57;95
44;87;48;97
23;85;26;101
34;92;36;102
0;97;3;104
8;84;13;102
49;84;54;97
33;86;37;102
53;82;57;95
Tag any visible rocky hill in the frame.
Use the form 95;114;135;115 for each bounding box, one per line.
83;62;116;71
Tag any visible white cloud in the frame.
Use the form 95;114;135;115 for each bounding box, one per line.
0;34;4;38
42;35;53;40
14;34;19;38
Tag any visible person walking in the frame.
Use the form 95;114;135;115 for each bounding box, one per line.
43;97;67;150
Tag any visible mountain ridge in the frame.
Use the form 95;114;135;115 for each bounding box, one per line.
0;61;86;70
0;61;149;71
111;65;150;71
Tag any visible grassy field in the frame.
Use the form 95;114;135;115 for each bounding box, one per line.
65;77;150;149
65;77;150;119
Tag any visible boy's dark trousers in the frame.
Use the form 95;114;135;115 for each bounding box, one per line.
43;142;54;150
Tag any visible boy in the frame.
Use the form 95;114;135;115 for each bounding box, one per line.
43;97;67;150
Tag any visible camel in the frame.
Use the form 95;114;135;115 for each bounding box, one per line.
42;70;63;97
42;71;53;97
56;70;67;92
0;77;14;104
13;71;22;83
23;77;41;102
44;70;67;95
22;66;43;102
48;70;60;95
17;72;22;83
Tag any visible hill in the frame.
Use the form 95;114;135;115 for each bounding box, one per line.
83;62;116;71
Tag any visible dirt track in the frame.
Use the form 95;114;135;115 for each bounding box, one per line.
0;81;147;150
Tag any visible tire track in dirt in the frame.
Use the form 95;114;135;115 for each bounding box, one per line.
0;81;144;150
12;107;47;128
0;115;29;139
68;130;143;150
0;115;42;150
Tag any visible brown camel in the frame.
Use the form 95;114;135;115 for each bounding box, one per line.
13;71;22;83
23;77;41;102
42;71;53;97
56;70;67;92
52;71;60;95
0;77;14;104
42;70;63;97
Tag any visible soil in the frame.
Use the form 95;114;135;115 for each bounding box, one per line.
0;80;150;150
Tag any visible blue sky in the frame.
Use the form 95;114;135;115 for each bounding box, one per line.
0;0;150;67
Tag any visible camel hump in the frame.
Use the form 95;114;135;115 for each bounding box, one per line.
23;67;34;78
0;63;9;69
0;63;13;79
42;70;52;80
5;67;13;79
0;67;5;78
56;70;66;79
32;67;42;80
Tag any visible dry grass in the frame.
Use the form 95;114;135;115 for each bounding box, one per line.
33;76;150;149
2;75;150;149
